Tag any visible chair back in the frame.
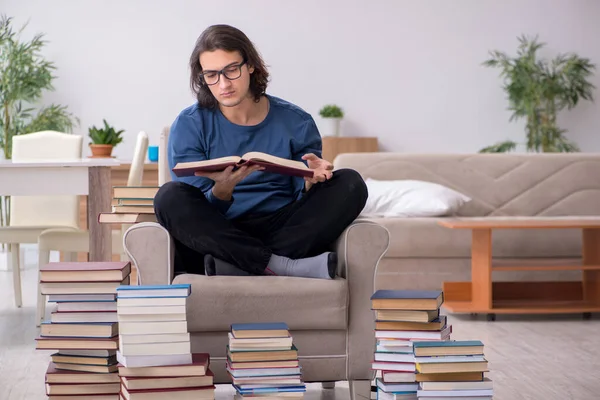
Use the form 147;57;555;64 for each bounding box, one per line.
10;131;83;227
158;126;171;185
127;131;149;186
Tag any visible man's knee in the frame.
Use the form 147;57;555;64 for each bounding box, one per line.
154;181;188;214
332;168;368;207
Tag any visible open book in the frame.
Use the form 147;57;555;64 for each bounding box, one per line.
172;152;314;179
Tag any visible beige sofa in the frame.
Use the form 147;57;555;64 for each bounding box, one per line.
122;151;600;397
334;152;600;290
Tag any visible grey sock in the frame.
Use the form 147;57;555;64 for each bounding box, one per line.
266;252;336;280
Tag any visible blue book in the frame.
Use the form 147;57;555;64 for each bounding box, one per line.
370;290;443;310
231;322;289;331
116;284;191;298
413;340;483;348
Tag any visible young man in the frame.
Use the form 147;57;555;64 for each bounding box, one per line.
154;24;367;279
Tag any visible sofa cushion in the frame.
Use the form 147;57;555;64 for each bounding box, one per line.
172;274;348;332
361;178;471;217
362;217;582;258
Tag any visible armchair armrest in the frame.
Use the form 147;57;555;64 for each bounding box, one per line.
335;220;390;381
123;222;174;285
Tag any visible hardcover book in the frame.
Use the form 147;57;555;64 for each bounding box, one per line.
172;152;314;179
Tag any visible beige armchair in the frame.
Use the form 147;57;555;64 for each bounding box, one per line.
121;127;389;399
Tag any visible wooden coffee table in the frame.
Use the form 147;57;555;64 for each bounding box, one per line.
438;217;600;320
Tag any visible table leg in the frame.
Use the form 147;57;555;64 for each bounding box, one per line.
471;228;492;310
88;166;112;261
583;228;600;305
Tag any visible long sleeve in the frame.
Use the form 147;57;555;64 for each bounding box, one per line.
168;112;234;215
291;117;323;200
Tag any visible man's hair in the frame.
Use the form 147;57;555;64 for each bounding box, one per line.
189;24;269;109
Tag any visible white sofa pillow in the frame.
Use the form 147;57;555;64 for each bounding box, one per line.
360;178;471;217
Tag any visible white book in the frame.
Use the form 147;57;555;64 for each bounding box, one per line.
117;351;192;368
374;352;415;363
51;311;118;323
120;341;191;356
417;389;494;397
120;332;190;345
415;355;486;364
116;297;186;307
117;305;186;315
119;320;188;335
117;313;187;322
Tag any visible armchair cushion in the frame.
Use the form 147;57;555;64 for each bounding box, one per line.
172;274;348;332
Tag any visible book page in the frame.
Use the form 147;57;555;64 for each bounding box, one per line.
242;152;308;170
174;156;242;169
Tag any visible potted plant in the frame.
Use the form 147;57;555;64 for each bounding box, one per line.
480;35;595;153
88;119;124;157
319;104;344;137
0;15;78;233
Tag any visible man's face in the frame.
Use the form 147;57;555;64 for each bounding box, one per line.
199;49;254;108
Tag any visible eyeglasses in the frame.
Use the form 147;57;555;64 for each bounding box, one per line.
200;60;247;85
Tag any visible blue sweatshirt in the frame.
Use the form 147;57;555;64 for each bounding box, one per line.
168;95;322;220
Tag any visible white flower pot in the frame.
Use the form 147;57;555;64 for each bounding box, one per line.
321;117;342;137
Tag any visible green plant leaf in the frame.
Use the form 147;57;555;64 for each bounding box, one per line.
482;34;595;153
0;14;78;159
319;104;344;118
479;140;518;153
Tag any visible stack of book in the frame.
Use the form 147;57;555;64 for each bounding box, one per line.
35;261;132;399
370;290;450;400
116;284;215;399
226;322;306;399
99;185;159;224
414;341;493;399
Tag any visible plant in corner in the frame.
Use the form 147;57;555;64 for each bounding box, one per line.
318;104;344;137
88;119;124;157
480;35;595;153
0;15;78;229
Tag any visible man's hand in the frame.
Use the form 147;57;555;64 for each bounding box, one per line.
302;153;333;191
195;164;264;201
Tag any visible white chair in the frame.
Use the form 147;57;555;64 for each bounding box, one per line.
36;131;149;325
0;131;83;308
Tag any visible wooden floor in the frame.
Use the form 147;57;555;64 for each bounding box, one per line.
2;266;600;399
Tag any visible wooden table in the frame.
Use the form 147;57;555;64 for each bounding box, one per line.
438;217;600;319
0;159;120;261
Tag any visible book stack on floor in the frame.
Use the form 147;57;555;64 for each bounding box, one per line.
370;290;450;400
116;284;215;399
226;322;306;399
414;341;493;400
98;185;159;224
35;261;132;399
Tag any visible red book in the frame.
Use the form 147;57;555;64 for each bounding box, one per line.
40;261;131;282
118;353;210;377
172;151;314;179
36;336;119;350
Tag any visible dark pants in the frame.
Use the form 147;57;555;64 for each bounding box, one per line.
154;168;368;275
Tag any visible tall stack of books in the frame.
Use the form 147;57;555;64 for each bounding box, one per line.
414;341;493;400
35;261;132;399
226;322;306;399
98;185;159;224
116;284;215;399
370;290;450;400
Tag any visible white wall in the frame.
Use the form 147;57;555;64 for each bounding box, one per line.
3;0;600;159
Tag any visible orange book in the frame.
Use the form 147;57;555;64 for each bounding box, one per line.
172;151;314;179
